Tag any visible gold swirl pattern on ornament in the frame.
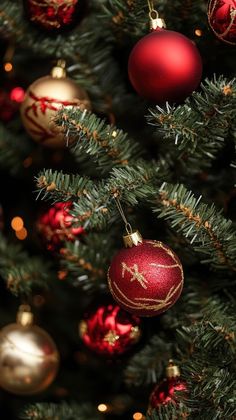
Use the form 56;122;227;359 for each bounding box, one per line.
121;262;148;289
146;240;184;282
107;273;183;312
1;335;58;361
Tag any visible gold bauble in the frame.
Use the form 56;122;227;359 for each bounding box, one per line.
0;305;59;395
20;60;91;148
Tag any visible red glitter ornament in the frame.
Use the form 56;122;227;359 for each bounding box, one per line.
25;0;84;32
79;303;141;356
107;231;183;317
208;0;236;45
37;202;84;252
128;28;202;104
148;361;187;413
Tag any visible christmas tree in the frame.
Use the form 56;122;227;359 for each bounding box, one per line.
0;1;235;419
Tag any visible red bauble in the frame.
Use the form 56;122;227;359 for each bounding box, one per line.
128;29;202;104
36;202;84;252
0;86;25;122
108;238;184;317
25;0;84;32
79;303;141;356
208;0;236;45
148;376;187;411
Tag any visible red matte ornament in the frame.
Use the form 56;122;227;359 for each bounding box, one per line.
26;0;83;32
208;0;236;45
37;202;84;252
128;28;202;104
79;303;141;356
108;236;183;317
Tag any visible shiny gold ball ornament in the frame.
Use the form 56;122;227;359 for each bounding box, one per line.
20;60;91;147
0;305;59;395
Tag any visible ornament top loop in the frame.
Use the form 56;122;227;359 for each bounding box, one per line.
147;0;166;30
123;230;143;248
17;305;34;326
51;59;67;79
166;359;181;378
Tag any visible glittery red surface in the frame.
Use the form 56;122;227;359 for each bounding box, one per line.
27;0;81;31
80;303;141;356
208;0;236;44
108;240;183;317
149;377;187;408
37;202;84;251
128;29;202;104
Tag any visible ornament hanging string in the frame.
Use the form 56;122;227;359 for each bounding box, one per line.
114;197;133;235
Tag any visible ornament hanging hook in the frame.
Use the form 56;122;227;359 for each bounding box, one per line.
147;0;166;30
114;196;133;235
114;196;143;247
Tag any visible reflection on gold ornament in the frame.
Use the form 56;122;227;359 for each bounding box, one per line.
0;305;59;395
20;59;91;148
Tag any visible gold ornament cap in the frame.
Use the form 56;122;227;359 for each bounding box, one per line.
123;230;143;248
149;10;166;30
166;360;181;378
51;59;66;79
16;305;34;327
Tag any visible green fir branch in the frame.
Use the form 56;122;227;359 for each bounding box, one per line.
0;233;52;296
124;335;173;387
59;233;115;293
20;402;103;420
148;77;236;174
55;108;143;173
154;183;236;272
147;402;190;420
36;162;162;229
177;299;236;419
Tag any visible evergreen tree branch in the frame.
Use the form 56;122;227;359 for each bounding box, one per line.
20;402;102;420
177;299;236;419
55;108;143;173
148;77;236;174
154;183;236;272
36;162;162;229
0;234;52;296
124;335;173;387
58;233;115;293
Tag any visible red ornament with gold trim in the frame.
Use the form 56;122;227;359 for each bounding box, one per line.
148;360;187;414
36;201;84;252
79;303;141;356
107;231;184;317
20;60;91;148
25;0;85;32
208;0;236;45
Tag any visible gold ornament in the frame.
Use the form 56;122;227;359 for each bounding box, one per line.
0;305;59;395
20;59;91;148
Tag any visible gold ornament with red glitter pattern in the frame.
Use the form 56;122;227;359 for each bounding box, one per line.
0;305;59;395
36;201;84;252
208;0;236;45
25;0;85;32
20;60;91;148
79;302;141;356
147;360;187;414
107;198;184;317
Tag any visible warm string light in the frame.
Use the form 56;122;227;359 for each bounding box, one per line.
11;216;28;240
133;413;145;420
195;28;203;37
97;403;108;412
4;62;13;72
